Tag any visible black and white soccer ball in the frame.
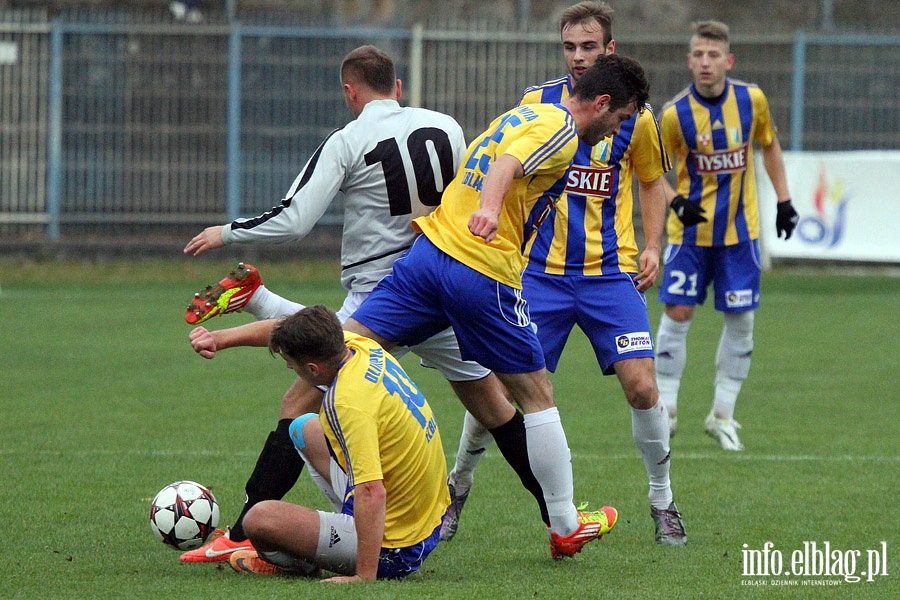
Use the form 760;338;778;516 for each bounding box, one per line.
149;480;220;550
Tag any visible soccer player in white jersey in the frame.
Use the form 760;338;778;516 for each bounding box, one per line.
441;1;686;546
655;21;797;451
180;45;549;562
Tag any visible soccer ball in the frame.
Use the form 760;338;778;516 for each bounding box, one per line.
149;480;220;550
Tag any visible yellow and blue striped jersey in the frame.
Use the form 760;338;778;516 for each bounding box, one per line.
320;332;448;548
414;103;578;288
520;75;670;275
660;78;777;247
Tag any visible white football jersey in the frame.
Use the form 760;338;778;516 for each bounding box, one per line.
222;99;466;292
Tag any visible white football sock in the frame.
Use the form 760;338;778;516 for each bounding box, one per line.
632;403;673;509
523;408;578;535
712;377;742;421
447;411;493;493
245;285;306;320
655;313;691;417
296;450;342;511
713;311;754;420
258;550;318;576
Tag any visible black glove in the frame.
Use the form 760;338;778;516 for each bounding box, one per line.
776;200;799;239
670;194;707;227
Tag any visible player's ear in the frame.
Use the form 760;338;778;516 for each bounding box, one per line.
395;79;402;101
726;53;735;70
594;93;611;113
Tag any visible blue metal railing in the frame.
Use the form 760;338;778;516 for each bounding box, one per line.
2;15;897;242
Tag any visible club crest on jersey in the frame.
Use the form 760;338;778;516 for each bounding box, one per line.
691;145;748;175
592;141;611;163
615;332;653;354
565;165;614;197
729;126;741;143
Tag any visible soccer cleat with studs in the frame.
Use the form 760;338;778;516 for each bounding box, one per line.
228;549;319;577
704;412;744;451
229;550;287;576
548;504;618;559
439;480;470;542
179;527;255;563
185;262;262;325
651;502;687;546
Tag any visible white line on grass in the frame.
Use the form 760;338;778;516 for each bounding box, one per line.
3;450;898;462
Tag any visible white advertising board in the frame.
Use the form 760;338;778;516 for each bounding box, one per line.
758;151;900;263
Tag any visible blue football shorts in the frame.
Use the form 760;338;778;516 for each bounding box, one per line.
316;507;440;580
351;235;546;374
658;239;761;312
523;269;654;374
376;525;441;580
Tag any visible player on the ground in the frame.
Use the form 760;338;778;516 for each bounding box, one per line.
654;21;798;450
180;45;568;562
441;1;685;546
227;306;448;582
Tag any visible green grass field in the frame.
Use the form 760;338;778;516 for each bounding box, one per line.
1;259;898;599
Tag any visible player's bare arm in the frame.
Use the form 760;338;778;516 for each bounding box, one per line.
468;154;524;243
189;318;279;359
634;176;666;291
762;136;799;239
761;136;791;203
321;479;387;583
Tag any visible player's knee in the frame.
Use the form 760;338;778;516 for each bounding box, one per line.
288;413;319;452
625;383;657;410
665;304;694;322
242;500;280;539
619;371;657;409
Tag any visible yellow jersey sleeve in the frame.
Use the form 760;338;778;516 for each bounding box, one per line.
414;103;578;288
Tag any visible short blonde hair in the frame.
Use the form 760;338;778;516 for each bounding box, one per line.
692;20;730;51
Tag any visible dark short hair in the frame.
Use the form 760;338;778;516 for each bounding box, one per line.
269;305;345;366
571;53;649;112
340;45;396;95
560;1;614;47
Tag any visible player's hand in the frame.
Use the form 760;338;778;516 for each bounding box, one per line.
189;326;217;359
670;195;707;227
468;209;499;243
184;225;225;256
634;249;660;292
776;200;799;239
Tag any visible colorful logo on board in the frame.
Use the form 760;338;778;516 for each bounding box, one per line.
797;167;850;248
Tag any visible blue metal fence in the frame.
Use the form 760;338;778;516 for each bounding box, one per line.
1;12;898;244
791;31;900;151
